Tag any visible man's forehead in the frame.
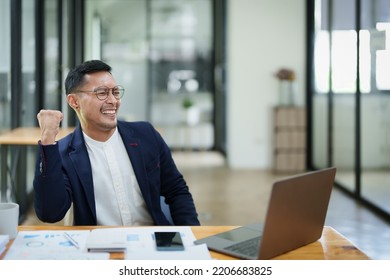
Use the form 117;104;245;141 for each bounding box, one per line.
83;71;114;83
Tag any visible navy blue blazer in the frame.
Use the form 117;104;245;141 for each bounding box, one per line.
33;121;200;226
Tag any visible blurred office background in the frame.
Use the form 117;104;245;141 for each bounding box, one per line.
0;0;389;259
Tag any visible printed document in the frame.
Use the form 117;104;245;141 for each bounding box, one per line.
3;227;211;260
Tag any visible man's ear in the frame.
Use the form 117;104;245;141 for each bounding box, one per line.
67;94;79;110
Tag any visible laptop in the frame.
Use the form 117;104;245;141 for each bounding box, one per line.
194;167;336;260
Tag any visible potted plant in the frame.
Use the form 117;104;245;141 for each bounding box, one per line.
182;97;193;109
275;68;296;106
182;97;199;126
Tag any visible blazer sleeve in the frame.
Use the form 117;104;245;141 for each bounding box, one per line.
149;124;200;226
33;142;72;223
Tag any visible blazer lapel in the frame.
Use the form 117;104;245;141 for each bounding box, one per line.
68;127;96;217
117;123;152;205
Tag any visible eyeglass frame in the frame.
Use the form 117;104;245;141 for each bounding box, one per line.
74;85;125;100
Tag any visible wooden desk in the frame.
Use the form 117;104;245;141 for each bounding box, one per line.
0;127;74;146
0;225;370;260
0;127;74;213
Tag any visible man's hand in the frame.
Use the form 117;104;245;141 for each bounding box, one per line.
37;109;64;145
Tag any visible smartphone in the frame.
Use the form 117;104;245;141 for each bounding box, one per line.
154;231;185;251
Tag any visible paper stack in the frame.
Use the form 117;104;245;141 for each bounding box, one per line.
2;227;211;260
0;235;9;255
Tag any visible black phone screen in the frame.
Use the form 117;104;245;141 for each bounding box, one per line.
154;231;185;251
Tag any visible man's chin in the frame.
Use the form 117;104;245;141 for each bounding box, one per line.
101;119;117;130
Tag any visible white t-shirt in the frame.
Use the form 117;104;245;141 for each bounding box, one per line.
83;128;154;226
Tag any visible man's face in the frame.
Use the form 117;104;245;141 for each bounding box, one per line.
69;71;122;140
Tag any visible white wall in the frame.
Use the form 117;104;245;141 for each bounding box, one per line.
226;0;306;169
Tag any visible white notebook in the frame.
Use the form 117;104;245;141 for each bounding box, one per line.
86;228;127;252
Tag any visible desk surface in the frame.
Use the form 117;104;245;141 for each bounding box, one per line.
0;225;370;260
0;127;74;145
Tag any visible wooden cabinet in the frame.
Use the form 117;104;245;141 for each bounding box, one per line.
273;106;306;173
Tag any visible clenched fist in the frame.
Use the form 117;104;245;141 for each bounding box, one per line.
37;109;64;145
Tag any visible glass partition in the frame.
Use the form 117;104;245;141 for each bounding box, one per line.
330;0;357;193
84;0;149;122
311;0;390;219
360;0;390;214
312;0;329;170
84;0;214;150
44;0;61;110
149;0;214;150
0;0;11;132
21;0;36;126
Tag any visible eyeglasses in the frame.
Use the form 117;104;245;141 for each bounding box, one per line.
75;86;125;100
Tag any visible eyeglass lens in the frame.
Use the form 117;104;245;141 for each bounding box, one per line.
95;86;124;100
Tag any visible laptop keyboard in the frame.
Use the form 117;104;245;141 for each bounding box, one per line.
223;236;260;258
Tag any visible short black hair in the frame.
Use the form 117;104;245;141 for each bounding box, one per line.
64;60;112;95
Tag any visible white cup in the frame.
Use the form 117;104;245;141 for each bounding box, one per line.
0;202;19;239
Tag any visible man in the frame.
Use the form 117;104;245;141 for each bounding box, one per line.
33;59;200;226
